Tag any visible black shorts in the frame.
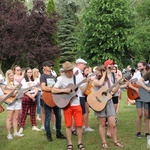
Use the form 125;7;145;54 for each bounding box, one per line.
112;96;119;104
80;97;86;115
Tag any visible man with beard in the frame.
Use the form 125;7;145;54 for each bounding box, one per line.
128;61;149;137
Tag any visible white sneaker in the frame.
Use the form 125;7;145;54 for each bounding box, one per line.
14;132;24;137
18;128;23;134
85;127;95;132
53;125;56;130
7;134;13;140
40;125;45;131
36;115;41;121
32;126;40;131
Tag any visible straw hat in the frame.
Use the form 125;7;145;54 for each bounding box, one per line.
62;61;74;71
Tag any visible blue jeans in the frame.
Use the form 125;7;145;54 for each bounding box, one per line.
36;91;41;114
44;103;62;136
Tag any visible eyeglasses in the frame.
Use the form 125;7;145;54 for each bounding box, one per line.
16;69;21;71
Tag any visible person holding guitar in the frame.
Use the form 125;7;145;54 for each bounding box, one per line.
4;69;24;139
128;61;149;137
92;60;123;149
52;61;87;150
18;67;40;134
40;61;66;142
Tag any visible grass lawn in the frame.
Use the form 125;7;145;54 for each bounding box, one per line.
0;91;148;150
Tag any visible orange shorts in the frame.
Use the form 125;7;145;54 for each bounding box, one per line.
63;105;83;127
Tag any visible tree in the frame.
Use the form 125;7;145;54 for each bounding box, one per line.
56;0;79;64
128;0;150;64
77;0;133;67
0;0;60;74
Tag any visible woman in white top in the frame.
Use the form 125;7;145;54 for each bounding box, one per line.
4;69;24;139
19;68;40;134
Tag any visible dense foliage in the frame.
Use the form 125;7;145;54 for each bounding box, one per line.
0;0;60;73
77;0;133;67
55;0;79;64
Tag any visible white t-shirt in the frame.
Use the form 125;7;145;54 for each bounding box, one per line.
0;88;4;97
131;71;149;84
54;74;85;106
73;67;85;97
21;78;37;94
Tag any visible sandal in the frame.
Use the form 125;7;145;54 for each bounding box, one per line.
67;144;73;150
102;142;108;149
114;141;123;148
78;143;85;150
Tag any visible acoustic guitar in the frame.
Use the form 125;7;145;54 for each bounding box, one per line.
4;83;39;105
84;80;94;96
138;83;150;103
42;91;56;107
87;78;122;112
52;78;87;109
0;83;22;112
127;84;139;100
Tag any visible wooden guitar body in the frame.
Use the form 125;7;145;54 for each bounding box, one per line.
84;80;94;96
87;86;112;112
42;91;56;107
52;83;78;109
139;83;150;103
127;84;139;100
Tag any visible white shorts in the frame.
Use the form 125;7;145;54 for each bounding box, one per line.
6;99;22;110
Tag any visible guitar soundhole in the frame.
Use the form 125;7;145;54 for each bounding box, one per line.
102;92;107;96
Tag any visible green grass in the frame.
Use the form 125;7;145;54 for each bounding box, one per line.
0;91;148;150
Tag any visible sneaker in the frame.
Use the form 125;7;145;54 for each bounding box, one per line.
36;115;41;121
115;118;118;124
53;125;56;130
72;130;77;136
47;135;53;142
7;134;13;140
136;132;142;138
56;133;67;139
145;133;150;137
18;128;23;134
40;125;45;131
85;127;95;132
32;126;40;131
14;132;24;137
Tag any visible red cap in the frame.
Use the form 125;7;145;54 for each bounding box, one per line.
104;60;114;67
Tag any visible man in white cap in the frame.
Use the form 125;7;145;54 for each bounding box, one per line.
73;58;95;132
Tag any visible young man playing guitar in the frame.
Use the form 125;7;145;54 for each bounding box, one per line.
92;60;123;149
52;61;87;150
138;70;150;130
128;61;149;137
40;61;66;142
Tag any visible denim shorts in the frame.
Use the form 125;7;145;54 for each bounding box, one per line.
94;100;116;118
135;100;148;110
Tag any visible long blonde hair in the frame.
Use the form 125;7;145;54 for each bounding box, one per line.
5;69;14;87
32;68;39;80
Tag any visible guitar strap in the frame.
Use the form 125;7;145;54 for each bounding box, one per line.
73;75;78;91
107;78;111;88
73;75;76;85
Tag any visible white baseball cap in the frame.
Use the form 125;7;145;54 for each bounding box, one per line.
75;58;87;64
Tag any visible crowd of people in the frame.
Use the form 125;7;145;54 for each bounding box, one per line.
0;58;150;150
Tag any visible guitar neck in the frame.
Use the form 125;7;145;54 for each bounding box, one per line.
107;78;122;93
72;78;87;91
